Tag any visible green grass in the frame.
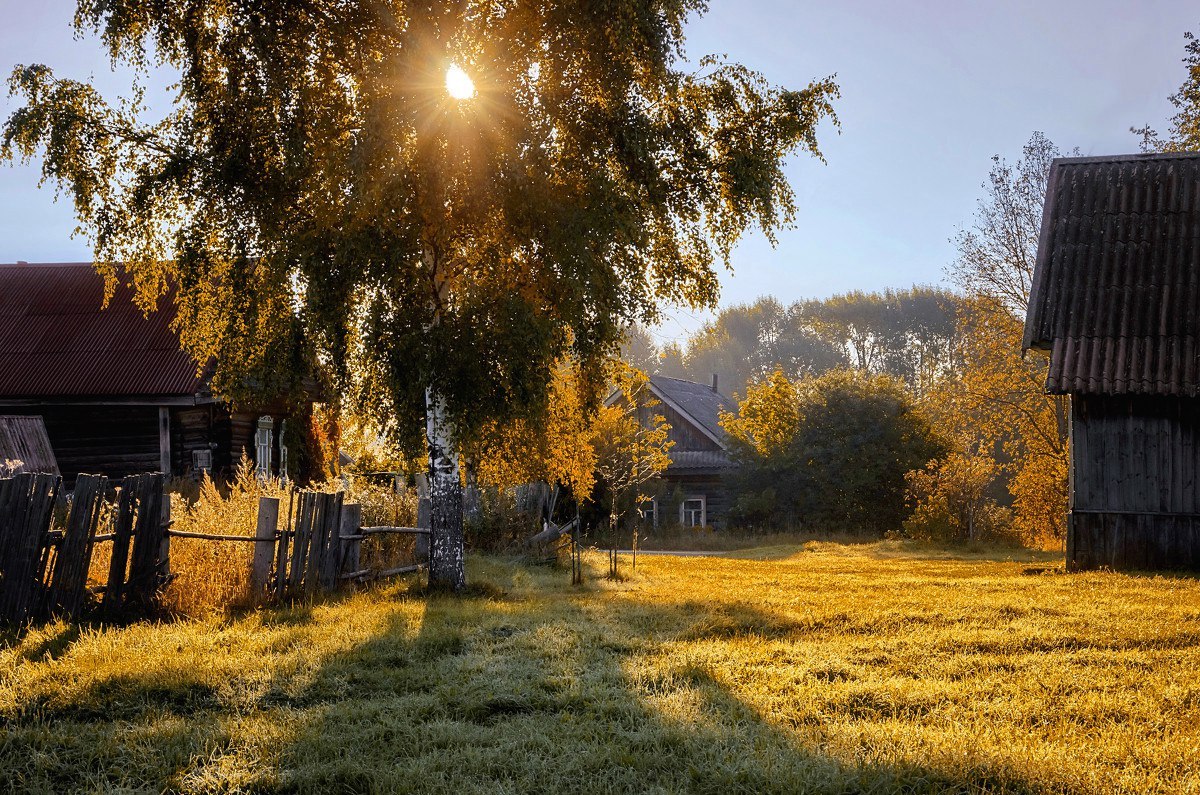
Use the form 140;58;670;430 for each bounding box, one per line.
2;541;1199;793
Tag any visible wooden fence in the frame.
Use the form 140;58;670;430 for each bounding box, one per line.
0;472;427;625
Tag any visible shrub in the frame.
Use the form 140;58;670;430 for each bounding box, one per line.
903;452;1011;542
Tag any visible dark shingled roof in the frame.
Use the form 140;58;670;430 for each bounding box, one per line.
648;375;737;447
0;263;204;399
1023;152;1200;396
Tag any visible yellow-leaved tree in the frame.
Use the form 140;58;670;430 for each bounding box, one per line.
929;132;1071;547
591;366;673;576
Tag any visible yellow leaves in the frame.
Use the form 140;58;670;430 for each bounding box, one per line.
924;299;1068;545
470;360;598;496
591;368;673;516
719;368;798;459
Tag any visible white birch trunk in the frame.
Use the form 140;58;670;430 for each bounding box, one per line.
425;386;465;590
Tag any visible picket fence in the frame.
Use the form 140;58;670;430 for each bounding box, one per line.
0;472;426;625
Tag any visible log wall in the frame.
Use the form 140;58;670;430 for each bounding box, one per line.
1070;394;1200;570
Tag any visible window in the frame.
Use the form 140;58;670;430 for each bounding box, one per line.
639;497;659;527
680;495;706;528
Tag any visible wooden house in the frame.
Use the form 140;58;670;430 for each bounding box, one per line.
1024;152;1200;571
0;262;310;484
610;374;738;529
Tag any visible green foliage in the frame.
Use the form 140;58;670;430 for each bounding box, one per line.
723;369;946;534
3;1;838;456
903;451;1011;543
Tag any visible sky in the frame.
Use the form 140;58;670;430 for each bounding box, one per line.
0;0;1195;346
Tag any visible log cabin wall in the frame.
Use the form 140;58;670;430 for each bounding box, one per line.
1070;394;1200;570
19;405;161;484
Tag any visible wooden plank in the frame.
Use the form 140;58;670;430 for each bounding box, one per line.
303;492;329;596
102;482;136;614
158;407;171;477
273;491;294;600
287;492;314;593
126;473;167;608
320;492;344;590
339;502;362;581
251;497;280;597
0;473;59;623
46;473;107;619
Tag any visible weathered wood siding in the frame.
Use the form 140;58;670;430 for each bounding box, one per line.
0;416;59;475
647;403;723;453
1070;394;1200;570
34;405;161;483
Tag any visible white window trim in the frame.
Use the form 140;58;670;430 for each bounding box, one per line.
680;494;706;528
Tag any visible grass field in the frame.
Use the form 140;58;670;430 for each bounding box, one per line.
3;541;1200;794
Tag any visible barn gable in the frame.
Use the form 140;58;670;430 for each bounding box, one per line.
1024;152;1200;396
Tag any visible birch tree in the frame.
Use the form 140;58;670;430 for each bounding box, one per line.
3;0;837;589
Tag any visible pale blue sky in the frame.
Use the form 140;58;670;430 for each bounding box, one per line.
0;1;1194;344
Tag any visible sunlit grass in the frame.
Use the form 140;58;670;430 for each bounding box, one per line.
2;542;1199;793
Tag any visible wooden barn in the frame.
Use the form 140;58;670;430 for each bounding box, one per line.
610;374;738;529
0;262;311;485
1024;152;1200;571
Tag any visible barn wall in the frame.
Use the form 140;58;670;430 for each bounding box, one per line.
17;404;161;484
1070;394;1200;570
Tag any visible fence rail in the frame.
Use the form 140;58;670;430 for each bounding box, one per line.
0;472;427;625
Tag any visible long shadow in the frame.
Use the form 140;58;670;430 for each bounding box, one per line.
0;557;1106;793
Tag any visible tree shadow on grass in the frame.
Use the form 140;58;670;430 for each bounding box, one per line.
0;559;1099;794
246;568;1090;794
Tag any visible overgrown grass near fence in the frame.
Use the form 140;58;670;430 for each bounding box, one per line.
3;541;1200;793
102;466;422;617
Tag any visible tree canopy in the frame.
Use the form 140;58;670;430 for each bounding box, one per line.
721;368;945;534
3;1;839;450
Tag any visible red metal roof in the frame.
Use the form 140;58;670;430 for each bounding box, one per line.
0;263;205;399
1024;152;1200;396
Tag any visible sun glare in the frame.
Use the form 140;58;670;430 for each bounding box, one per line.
445;64;476;100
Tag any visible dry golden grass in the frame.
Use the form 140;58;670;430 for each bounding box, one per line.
3;542;1199;793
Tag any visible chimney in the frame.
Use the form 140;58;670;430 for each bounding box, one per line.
16;260;28;265
711;373;719;393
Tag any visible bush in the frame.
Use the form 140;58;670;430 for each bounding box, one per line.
903;452;1012;543
724;369;946;534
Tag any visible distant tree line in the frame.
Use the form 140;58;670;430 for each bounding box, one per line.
626;285;964;401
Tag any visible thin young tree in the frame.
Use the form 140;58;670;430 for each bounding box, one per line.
3;1;837;590
591;370;673;577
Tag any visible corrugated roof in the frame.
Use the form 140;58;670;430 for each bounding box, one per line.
0;263;204;399
1023;152;1200;396
649;375;737;448
665;449;735;471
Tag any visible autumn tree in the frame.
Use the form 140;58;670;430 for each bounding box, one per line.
722;368;944;534
1135;27;1200;152
468;360;597;498
941;133;1074;545
591;369;673;576
4;1;838;589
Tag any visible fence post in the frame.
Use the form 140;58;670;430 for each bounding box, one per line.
339;502;362;582
252;497;280;599
103;484;135;615
158;492;171;585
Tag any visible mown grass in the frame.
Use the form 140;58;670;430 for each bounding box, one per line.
3;541;1199;794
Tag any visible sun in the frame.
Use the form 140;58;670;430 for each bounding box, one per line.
445;64;476;100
